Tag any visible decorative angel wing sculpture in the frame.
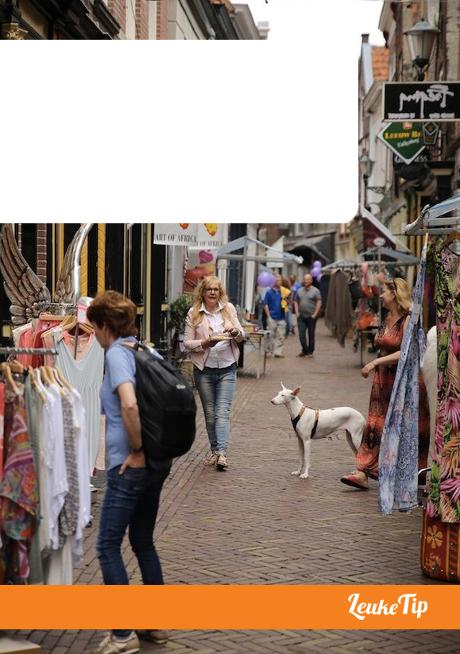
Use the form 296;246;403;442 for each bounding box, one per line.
0;223;93;325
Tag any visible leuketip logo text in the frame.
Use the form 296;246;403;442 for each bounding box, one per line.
348;592;428;621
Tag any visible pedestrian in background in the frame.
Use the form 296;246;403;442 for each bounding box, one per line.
264;274;287;357
340;278;430;490
87;291;170;654
294;273;322;357
289;273;301;335
184;276;244;471
281;276;292;337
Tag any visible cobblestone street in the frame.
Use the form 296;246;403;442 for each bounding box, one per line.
6;323;460;653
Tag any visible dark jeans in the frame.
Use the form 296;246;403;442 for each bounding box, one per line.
97;461;171;638
298;316;317;354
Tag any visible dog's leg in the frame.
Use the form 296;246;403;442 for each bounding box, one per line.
291;435;303;476
299;438;311;478
345;430;358;455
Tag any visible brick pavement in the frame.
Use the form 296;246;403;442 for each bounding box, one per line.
6;323;460;653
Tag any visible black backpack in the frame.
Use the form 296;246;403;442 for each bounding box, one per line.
123;343;196;463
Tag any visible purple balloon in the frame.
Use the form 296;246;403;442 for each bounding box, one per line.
258;271;276;287
312;260;321;268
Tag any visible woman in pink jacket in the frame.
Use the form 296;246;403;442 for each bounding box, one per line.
184;276;244;471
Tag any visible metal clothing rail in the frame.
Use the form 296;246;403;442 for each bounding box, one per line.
405;195;460;235
0;347;58;356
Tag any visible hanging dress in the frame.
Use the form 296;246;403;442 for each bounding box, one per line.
427;238;460;522
53;331;104;474
378;247;428;514
356;315;430;479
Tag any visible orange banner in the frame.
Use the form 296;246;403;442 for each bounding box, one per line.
0;585;459;629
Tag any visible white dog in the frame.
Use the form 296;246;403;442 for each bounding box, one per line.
271;383;366;479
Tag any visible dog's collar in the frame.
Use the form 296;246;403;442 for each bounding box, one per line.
291;404;320;439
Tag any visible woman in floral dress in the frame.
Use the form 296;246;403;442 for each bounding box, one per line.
341;278;430;490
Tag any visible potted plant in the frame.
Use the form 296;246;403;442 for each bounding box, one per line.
168;294;193;338
167;294;193;373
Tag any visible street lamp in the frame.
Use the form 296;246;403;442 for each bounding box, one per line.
404;18;439;81
359;153;373;209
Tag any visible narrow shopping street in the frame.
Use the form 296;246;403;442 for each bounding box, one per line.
7;322;460;653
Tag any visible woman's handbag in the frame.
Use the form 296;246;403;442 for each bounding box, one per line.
420;508;460;582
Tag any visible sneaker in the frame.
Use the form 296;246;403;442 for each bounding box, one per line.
203;451;218;466
297;352;307;357
274;354;285;358
216;453;228;470
137;629;169;645
90;632;140;654
304;353;313;358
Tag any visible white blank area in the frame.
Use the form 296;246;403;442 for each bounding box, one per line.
0;1;383;224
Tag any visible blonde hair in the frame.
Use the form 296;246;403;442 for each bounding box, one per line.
384;278;411;313
190;276;231;326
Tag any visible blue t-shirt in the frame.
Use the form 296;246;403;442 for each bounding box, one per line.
101;337;137;470
264;287;284;320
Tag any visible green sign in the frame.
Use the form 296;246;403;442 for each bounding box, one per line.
378;121;427;165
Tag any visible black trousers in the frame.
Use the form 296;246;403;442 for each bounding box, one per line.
297;316;317;354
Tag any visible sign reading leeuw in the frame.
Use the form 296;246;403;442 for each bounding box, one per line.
378;121;427;165
383;82;460;121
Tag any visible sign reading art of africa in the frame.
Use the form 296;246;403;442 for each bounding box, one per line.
383;82;460;121
153;224;225;248
377;121;435;165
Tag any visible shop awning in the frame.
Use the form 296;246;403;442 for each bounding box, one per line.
361;246;419;266
284;234;332;263
323;259;359;271
360;206;410;253
216;236;303;264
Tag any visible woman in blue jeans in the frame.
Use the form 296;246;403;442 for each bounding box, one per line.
87;291;170;654
184;276;244;471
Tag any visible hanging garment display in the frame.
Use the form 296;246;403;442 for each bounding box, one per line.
324;270;354;346
427;237;460;523
0;362;91;585
378;245;428;514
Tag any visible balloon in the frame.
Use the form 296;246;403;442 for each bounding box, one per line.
312;260;321;268
258;271;276;287
317;273;322;281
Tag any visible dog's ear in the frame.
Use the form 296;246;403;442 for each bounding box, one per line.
280;382;286;390
292;387;301;396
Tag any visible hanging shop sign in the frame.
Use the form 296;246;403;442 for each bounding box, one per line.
383;82;460;121
196;224;225;249
378;121;427;165
153;224;198;246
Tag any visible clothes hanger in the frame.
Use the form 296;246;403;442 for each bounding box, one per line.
0;363;21;395
34;367;48;399
54;368;73;391
39;365;54;386
28;365;47;402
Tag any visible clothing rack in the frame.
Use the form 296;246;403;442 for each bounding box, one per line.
0;347;58;356
405;195;460;235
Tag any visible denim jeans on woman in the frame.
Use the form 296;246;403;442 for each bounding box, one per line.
193;362;237;454
97;460;171;639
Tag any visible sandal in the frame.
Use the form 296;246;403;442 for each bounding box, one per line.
340;471;368;490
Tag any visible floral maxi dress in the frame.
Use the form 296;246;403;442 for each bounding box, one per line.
356;315;430;479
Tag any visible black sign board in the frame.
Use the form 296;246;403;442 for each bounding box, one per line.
383;82;460;121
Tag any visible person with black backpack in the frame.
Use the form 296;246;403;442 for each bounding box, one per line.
87;291;171;654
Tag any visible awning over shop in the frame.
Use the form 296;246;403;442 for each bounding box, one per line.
360;206;410;253
323;259;359;271
216;236;303;264
361;246;419;266
284;234;333;263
